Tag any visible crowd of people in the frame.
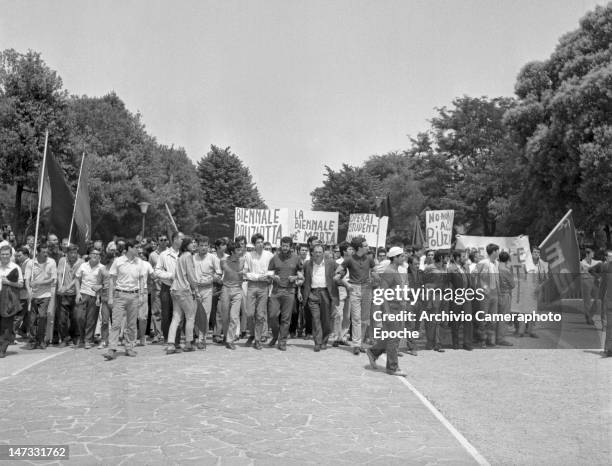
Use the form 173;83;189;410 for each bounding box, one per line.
0;226;610;378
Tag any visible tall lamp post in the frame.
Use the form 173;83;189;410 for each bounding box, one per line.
138;202;150;239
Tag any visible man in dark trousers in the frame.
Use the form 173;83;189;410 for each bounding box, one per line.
589;250;612;357
302;243;339;352
366;247;408;377
448;250;474;351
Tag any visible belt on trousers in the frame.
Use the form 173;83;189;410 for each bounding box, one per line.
116;289;139;294
311;287;327;291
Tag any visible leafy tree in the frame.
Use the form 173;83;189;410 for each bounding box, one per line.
504;4;612;242
197;146;266;238
0;49;70;235
311;164;381;239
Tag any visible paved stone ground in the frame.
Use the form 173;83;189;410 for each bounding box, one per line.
1;339;476;466
1;330;610;466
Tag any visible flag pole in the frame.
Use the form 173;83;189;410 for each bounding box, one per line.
538;209;572;249
29;130;49;310
165;203;179;232
61;152;86;287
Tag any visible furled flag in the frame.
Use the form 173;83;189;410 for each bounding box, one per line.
73;154;91;252
38;150;74;240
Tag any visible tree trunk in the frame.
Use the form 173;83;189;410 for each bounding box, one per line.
13;182;23;238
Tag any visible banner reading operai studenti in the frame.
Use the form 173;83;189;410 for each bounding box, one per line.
346;213;388;247
426;210;454;250
291;210;338;245
455;234;535;274
234;208;289;246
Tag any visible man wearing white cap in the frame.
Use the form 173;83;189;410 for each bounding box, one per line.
366;246;408;377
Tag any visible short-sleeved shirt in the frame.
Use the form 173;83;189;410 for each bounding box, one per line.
222;255;244;288
25;258;57;299
340;254;375;285
76;261;104;296
109;255;144;292
194;253;217;288
268;252;302;289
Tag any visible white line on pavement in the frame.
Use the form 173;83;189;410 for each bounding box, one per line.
0;350;71;382
398;377;490;466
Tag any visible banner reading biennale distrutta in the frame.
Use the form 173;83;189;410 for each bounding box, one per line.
291;209;338;244
234;208;290;246
346;214;388;247
234;208;339;246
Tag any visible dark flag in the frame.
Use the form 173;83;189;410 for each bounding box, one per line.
539;210;581;301
39;150;74;240
74;154;91;252
375;193;391;219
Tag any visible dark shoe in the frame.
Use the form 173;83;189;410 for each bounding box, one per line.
103;350;117;360
38;342;47;350
528;332;539;338
268;337;278;348
290;332;297;339
245;336;254;347
58;340;67;348
225;342;236;350
197;341;206;350
278;343;287;351
480;341;487;348
338;340;349;346
452;343;460;350
253;342;262;350
352;347;360;355
260;336;268;343
407;349;418;356
239;331;247;339
497;340;513;346
0;351;6;358
359;347;366;353
434;346;445;353
321;343;328;350
166;347;176;355
332;341;339;348
125;349;137;357
366;348;378;369
604;350;612;358
585;315;595;325
314;345;321;352
183;343;195;352
303;334;312;340
463;345;473;351
212;336;223;344
386;368;407;377
25;342;36;350
487;341;496;347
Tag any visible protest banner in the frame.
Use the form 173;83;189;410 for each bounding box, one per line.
234;208;289;246
346;213;388;247
455;234;535;274
290;209;338;244
426;210;454;250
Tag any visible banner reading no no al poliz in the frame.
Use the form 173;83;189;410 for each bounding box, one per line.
426;210;454;250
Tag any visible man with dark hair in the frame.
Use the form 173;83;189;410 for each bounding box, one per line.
148;234;169;343
475;243;500;347
14;247;31;339
220;240;245;350
448;250;473;351
211;237;228;343
497;251;514;346
292;244;311;338
303;243;339;352
423;250;447;352
0;244;23;357
104;241;146;360
581;248;600;326
193;235;216;349
334;241;354;346
268;236;303;351
335;236;377;355
366;247;408;376
56;244;84;347
155;231;184;346
243;232;274;350
25;244;56;349
75;247;104;349
589;250;612;357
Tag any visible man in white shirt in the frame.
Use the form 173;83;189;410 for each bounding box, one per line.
0;245;23;357
243;233;274;349
104;241;146;360
475;243;500;347
24;243;57;349
154;231;183;345
75;247;104;349
193;235;219;349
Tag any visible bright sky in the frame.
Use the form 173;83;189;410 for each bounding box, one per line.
1;0;604;210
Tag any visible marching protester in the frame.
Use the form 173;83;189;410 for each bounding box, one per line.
98;242;117;349
24;244;56;350
268;236;303;351
219;239;245;350
167;237;198;354
0;245;23;358
333;241;354;347
155;231;183;346
497;251;515;346
56;245;84;347
335;237;378;355
243;233;274;350
210;237;228;344
14;247;31;338
366;247;408;376
581;248;600;326
148;234;168;343
104;241;146;360
448;251;473;351
474;244;501;347
302;243;339;352
588;251;612;357
74;247;104;349
192;235;217;349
